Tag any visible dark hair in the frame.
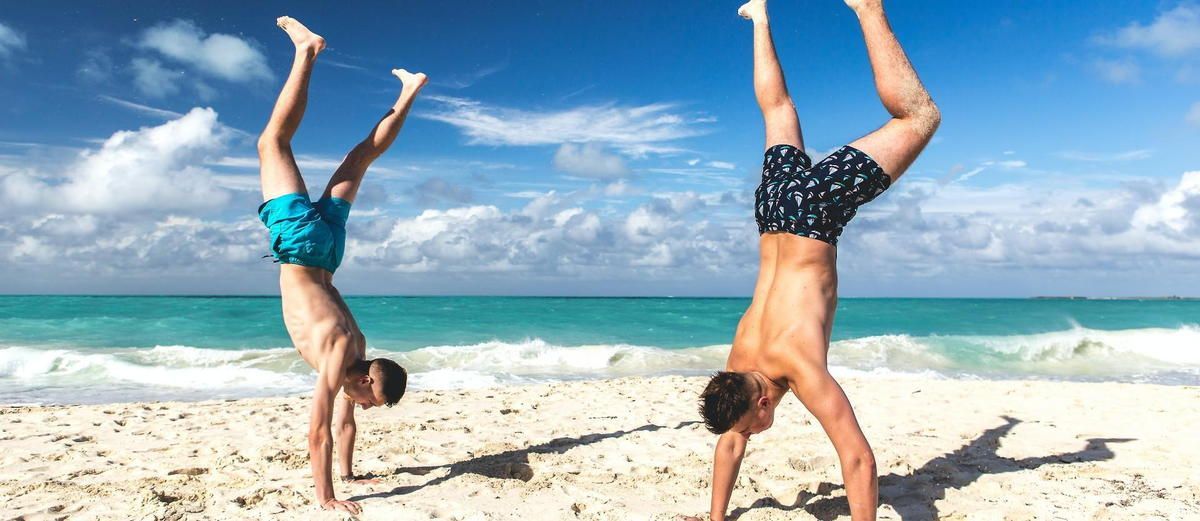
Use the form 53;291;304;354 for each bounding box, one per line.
368;358;407;407
699;371;754;434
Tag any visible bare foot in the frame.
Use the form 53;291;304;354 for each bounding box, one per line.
843;0;883;13
738;0;767;23
276;16;325;56
392;68;428;92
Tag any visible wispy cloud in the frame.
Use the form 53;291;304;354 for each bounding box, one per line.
0;20;27;60
1059;149;1154;162
130;57;182;98
137;19;271;84
97;95;185;119
553;143;629;179
420;95;714;157
1097;5;1200;57
441;57;509;89
1188;102;1200;128
1092;58;1141;84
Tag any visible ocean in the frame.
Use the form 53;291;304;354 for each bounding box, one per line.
1;296;1197;405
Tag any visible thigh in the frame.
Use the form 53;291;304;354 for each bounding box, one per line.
259;143;308;201
320;148;371;203
763;104;804;152
847;118;935;182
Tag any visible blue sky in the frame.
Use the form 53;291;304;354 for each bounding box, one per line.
0;1;1198;296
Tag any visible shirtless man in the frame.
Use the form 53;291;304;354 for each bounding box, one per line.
257;16;427;514
693;1;939;520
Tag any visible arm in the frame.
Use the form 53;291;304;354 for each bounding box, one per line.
333;394;357;480
307;347;361;515
791;367;877;521
709;431;749;521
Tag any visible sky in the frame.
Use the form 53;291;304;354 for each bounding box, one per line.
0;0;1198;297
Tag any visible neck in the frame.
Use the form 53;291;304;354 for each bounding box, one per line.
748;371;784;401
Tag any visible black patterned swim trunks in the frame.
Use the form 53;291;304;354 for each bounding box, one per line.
754;144;891;246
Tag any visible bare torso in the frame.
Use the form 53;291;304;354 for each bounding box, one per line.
728;233;838;389
279;265;366;373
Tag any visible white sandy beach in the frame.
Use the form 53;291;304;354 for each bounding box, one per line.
2;376;1198;520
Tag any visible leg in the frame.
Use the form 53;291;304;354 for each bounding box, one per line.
320;69;428;203
845;0;940;181
739;0;804;151
258;16;326;201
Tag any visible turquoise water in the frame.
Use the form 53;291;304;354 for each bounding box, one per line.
1;297;1198;404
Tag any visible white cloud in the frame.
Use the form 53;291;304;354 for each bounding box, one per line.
1060;149;1154;162
1092;58;1141;84
707;161;736;170
77;49;115;83
1101;5;1200;57
131;58;182;98
1132;171;1200;234
0;21;25;59
552;143;629;179
138;19;271;83
97;95;185;119
0;108;233;214
1188;102;1200;128
421;95;712;157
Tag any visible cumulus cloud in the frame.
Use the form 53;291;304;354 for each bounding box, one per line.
138;20;271;83
344;189;753;278
0;108;233;214
1131;171;1200;235
0;21;25;60
552;143;629;179
1099;5;1200;57
421;95;712;157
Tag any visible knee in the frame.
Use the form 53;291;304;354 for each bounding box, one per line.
761;96;796;114
912;100;941;135
256;135;289;156
346;142;379;166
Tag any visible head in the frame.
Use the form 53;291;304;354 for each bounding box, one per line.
342;358;407;410
699;371;776;438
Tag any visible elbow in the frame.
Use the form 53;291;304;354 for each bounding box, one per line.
308;429;331;450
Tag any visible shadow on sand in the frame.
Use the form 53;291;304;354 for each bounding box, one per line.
728;416;1134;520
349;420;701;501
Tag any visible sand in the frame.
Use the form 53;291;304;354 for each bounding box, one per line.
2;376;1198;520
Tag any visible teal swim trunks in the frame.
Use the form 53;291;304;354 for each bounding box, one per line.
258;193;351;273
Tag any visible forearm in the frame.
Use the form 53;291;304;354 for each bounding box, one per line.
336;424;356;478
840;454;879;521
308;428;336;504
709;433;747;521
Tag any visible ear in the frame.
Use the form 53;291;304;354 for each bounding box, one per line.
758;395;771;408
359;374;372;386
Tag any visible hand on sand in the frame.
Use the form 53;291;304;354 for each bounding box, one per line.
322;498;362;515
345;476;382;485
